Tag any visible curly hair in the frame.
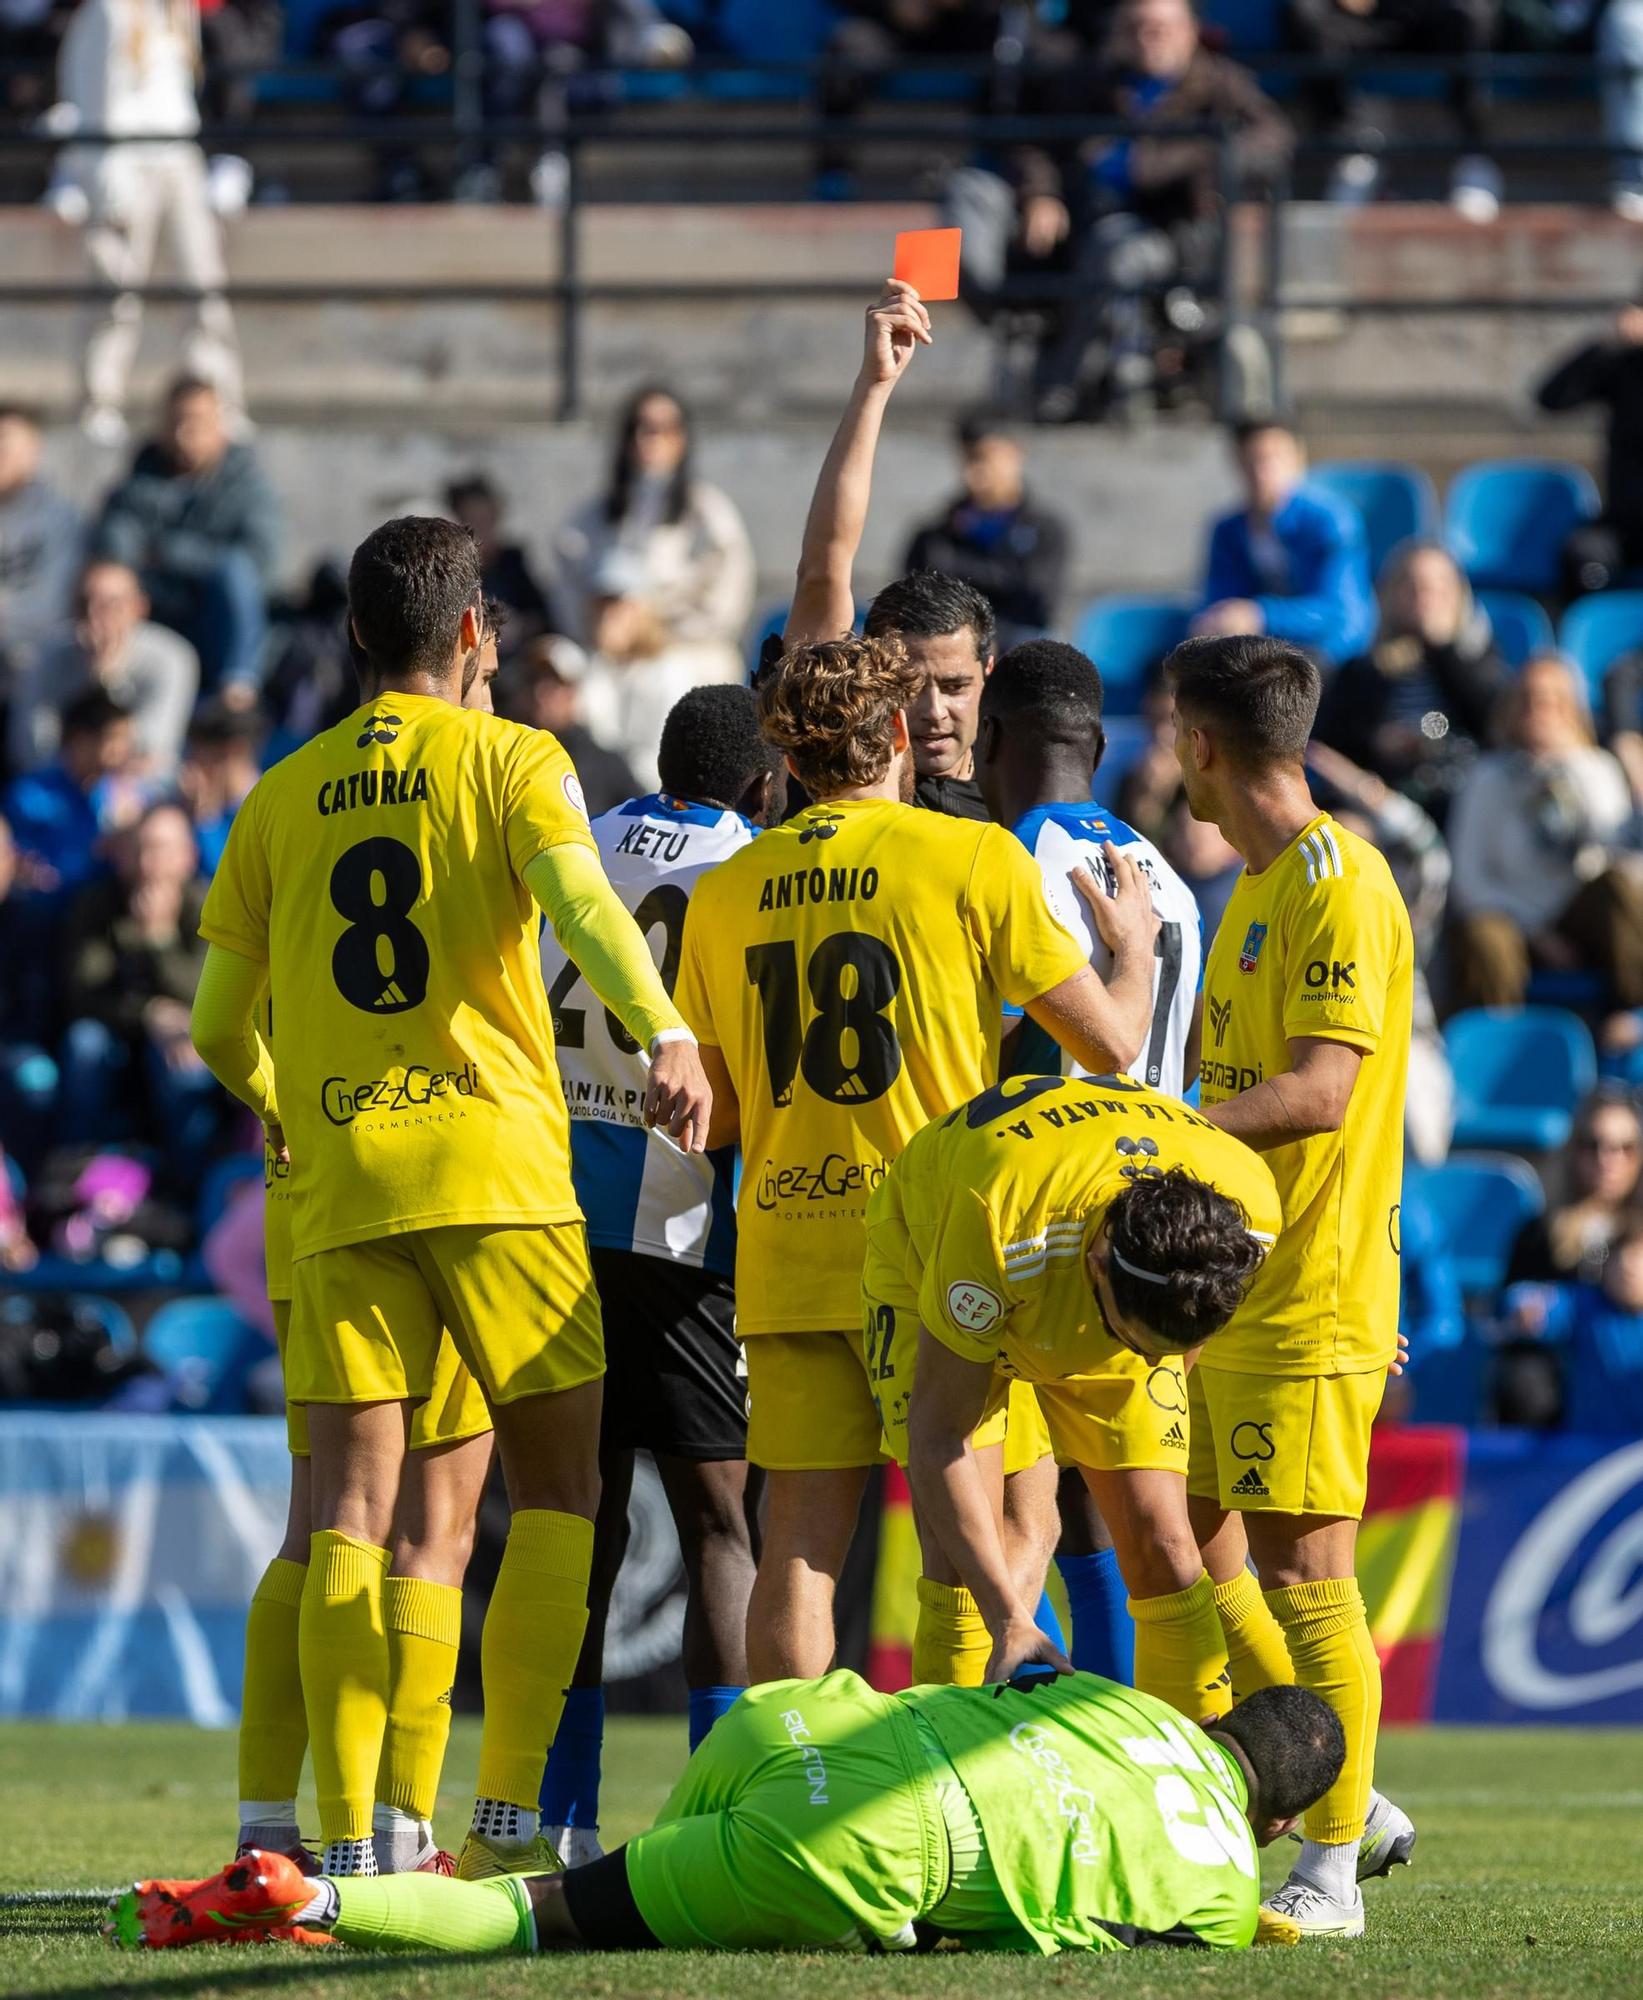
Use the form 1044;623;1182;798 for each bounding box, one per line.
756;634;924;796
1105;1167;1266;1352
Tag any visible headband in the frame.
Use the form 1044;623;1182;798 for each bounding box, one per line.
1110;1243;1171;1287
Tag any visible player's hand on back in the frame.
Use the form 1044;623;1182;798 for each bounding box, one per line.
644;1039;714;1155
861;279;932;390
985;1613;1074;1685
1075;844;1160;961
264;1118;290;1169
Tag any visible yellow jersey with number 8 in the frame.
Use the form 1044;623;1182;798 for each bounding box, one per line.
1198;812;1413;1377
673;797;1090;1335
201;693;596;1260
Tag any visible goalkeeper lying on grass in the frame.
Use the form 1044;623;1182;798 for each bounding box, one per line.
108;1670;1342;1957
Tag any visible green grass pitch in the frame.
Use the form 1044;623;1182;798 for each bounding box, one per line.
3;1718;1641;2000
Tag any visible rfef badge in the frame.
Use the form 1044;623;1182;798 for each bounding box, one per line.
1238;922;1268;974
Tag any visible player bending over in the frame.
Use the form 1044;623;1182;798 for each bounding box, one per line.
110;1677;1343;1957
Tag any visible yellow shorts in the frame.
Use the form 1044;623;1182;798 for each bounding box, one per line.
1187;1363;1387;1518
272;1300;491;1457
287;1222;604;1411
744;1330;885;1472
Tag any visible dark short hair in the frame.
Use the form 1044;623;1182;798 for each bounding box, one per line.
1166;633;1321;766
61;689;131;739
1230;415;1296;451
1215;1686;1345;1823
865;569;996;668
347;516;483;681
981;639;1103;742
0;402;41;430
956;406;1023;452
658;684;778;808
165;372;218;406
1105;1167;1265;1350
446;473;498;515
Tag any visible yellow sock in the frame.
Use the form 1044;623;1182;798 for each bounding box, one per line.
378;1575;463;1822
300;1530;390;1843
911;1577;991;1687
476;1509;593;1808
1129;1571;1231;1722
1265;1577;1381;1845
1213;1568;1295;1703
239;1557;309;1808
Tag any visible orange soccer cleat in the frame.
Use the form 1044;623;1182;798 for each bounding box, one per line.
104;1849;313;1949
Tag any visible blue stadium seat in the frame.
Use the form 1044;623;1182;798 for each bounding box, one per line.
195;1153;264;1241
704;0;836;98
1072;595;1194;715
1404;1153;1544;1300
1307;461;1438;583
1444;460;1599;594
1445;1007;1597;1153
141;1298;266;1415
1200;1;1283;50
1474;588;1553;671
1557;590;1643;707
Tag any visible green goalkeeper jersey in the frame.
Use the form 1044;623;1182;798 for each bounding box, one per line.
904;1673;1261;1953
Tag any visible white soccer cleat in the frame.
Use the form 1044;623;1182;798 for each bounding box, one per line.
541;1824;605;1869
1260;1873;1365;1940
1355;1792;1417;1882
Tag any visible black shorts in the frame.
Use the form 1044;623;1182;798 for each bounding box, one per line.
590;1246;747;1460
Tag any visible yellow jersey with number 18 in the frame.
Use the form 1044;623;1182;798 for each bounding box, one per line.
1198;812;1413;1378
201;693;597;1261
673;797;1090;1336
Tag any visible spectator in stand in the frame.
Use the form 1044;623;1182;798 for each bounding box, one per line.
1506;1086;1643;1287
1283;0;1503;220
1501;1211;1643;1436
446;474;559;652
1536;297;1643;595
820;2;1004;191
1;687;143;912
93;374;282;699
503;633;639;818
901;411;1069;649
196;1;283;155
1448;655;1643;1012
0;814;60;1168
257;559;358;757
2;0;70;122
177;698;262;874
1193;417;1377;666
318;2;451;202
1314;540;1508;828
51;0;242;444
0;405;84;743
557;384;755;688
948;0;1291;420
58;798;218;1168
13;560;198;778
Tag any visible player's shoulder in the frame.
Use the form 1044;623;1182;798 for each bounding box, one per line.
1281;814;1398;904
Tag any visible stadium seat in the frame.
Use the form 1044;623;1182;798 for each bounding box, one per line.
74;1294;138;1355
1557;591;1643;707
1072;595;1194;715
1200;0;1283;50
1444;460;1600;594
1307;460;1438;582
1445;1006;1597;1153
141;1298;266;1415
195;1153;264;1240
1404;1153;1544;1299
1475;588;1553;671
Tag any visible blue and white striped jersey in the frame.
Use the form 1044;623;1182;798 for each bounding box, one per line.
542;792;755;1272
1008;800;1203;1098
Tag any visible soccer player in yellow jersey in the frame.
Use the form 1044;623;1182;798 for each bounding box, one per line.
190;517;711;1881
864;1077;1278;1701
1168;633;1416;1940
675;631;1162;1683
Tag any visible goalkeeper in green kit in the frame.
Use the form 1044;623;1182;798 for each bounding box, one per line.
110;1674;1343;1956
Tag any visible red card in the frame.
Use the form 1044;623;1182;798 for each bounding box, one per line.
893;227;962;303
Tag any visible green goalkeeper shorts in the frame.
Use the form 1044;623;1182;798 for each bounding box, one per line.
623;1670;948;1950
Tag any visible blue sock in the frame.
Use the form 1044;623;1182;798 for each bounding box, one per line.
1056;1550;1136;1683
1033;1588;1067;1656
688;1685;744;1752
538;1685;605;1827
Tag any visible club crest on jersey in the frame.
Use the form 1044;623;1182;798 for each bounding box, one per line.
357;712;402;747
1238;922;1268;974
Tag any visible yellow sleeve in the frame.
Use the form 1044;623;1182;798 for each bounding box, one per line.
190;943;277;1121
965;824;1091;1009
198;785;270;963
917;1185;1017;1363
673;886;720;1048
503;727;600;879
1280;872;1398;1050
523;845;687;1053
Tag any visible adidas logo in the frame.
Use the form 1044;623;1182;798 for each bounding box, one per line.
1231;1465;1270;1497
1161;1420;1186;1449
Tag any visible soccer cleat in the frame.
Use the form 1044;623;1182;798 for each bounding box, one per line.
104;1850;310;1949
1259;1873;1365;1940
416;1846;458;1875
542;1824;605;1869
1355;1794;1417;1882
455;1829;565;1881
